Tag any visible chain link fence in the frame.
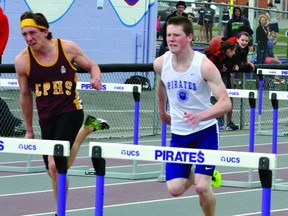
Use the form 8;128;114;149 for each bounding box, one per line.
0;68;163;139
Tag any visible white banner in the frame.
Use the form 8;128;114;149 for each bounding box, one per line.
227;89;258;99
0;137;70;156
257;68;288;76
0;79;142;93
89;142;276;170
269;91;288;101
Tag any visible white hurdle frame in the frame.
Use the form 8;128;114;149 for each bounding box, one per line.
68;82;162;179
256;68;288;136
268;91;288;191
0;79;146;177
222;89;262;188
0;79;46;172
0;137;70;216
89;142;276;216
158;89;259;184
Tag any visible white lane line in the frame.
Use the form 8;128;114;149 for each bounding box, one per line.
231;208;288;216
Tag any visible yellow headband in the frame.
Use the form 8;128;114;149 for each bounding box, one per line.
20;18;47;30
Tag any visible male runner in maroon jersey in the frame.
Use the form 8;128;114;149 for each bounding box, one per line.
15;11;109;215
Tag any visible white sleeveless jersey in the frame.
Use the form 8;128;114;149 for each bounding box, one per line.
161;51;217;135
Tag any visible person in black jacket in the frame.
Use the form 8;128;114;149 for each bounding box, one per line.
224;6;250;39
157;1;188;57
0;97;26;137
256;14;268;64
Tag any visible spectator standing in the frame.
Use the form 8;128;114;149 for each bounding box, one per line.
265;31;284;83
224;7;252;89
205;37;237;130
197;3;206;42
266;31;281;65
156;14;161;39
0;97;26;137
0;7;26;137
242;2;249;20
266;3;281;33
158;1;188;57
256;15;268;64
187;12;194;39
224;31;255;130
204;1;215;42
221;4;231;36
224;6;250;39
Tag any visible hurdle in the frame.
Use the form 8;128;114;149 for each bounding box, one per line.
256;68;288;136
159;89;260;186
0;78;47;173
89;142;276;216
268;91;288;191
68;82;161;179
221;89;264;188
158;102;168;182
0;137;70;216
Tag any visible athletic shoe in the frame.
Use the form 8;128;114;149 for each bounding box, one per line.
219;126;226;131
14;121;26;133
84;115;109;131
13;121;26;137
212;169;222;188
225;122;239;131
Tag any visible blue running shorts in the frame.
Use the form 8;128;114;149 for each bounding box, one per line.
166;124;219;181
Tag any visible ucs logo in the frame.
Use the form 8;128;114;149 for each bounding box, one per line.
0;140;4;151
18;144;37;151
121;150;140;157
85;171;96;176
221;156;240;163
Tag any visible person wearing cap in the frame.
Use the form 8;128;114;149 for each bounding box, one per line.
14;11;109;215
157;1;188;57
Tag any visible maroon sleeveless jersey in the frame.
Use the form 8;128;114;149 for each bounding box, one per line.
27;38;82;126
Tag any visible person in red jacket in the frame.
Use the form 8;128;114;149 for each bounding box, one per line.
0;7;9;63
0;8;25;137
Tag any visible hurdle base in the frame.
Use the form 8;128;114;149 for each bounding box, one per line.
222;180;262;188
68;169;160;180
68;166;161;180
158;174;166;182
105;171;161;180
273;183;288;191
0;165;45;173
256;130;288;137
67;166;94;176
222;178;285;189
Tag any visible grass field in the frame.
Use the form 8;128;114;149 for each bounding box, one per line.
274;29;287;56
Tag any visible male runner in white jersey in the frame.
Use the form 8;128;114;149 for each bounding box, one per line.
153;16;231;216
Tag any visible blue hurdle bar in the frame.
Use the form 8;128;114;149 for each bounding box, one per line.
91;146;106;216
54;144;69;216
